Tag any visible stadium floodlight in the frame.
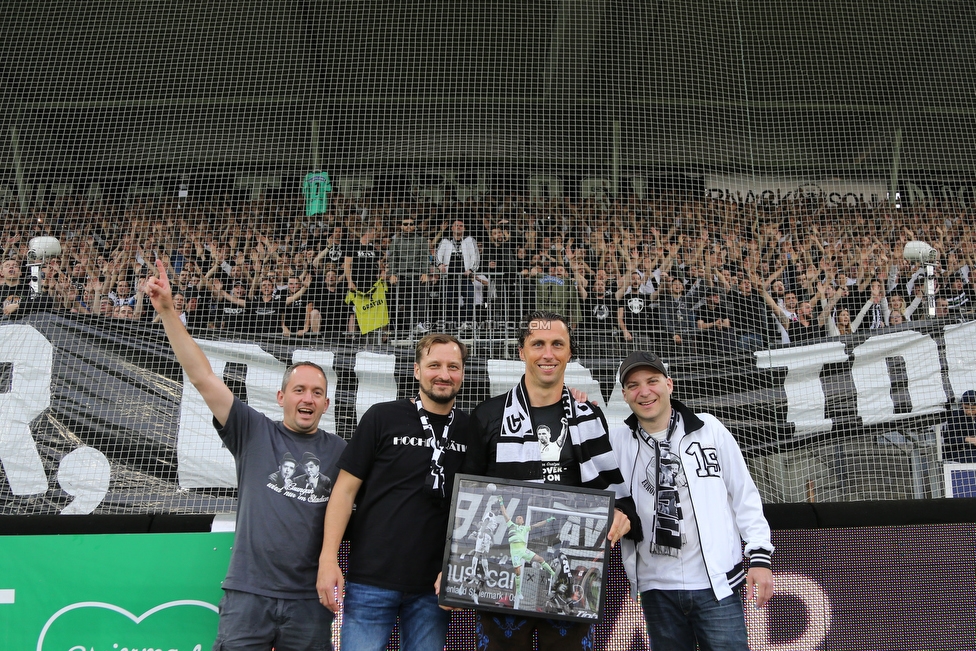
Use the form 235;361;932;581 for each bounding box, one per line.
27;236;62;296
904;240;939;317
27;236;62;262
903;240;938;264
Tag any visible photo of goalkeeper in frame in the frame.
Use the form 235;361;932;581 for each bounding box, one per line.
440;474;613;623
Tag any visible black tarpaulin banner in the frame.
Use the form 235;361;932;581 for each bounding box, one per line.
1;313;972;515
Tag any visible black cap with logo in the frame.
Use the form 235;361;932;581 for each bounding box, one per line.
618;351;669;384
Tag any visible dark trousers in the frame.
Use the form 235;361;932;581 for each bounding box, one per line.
391;276;423;332
441;273;474;325
475;611;592;651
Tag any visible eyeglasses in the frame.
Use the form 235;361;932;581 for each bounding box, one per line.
402;221;415;227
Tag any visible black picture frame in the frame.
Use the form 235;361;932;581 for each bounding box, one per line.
439;474;614;624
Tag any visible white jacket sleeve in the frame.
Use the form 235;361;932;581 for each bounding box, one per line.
711;416;773;563
462;237;480;273
436;239;452;268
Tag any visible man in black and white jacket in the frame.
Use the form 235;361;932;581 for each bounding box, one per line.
609;350;773;651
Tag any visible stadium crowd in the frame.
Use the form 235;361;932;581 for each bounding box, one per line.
2;189;974;354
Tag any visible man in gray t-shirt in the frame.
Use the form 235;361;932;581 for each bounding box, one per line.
146;259;345;651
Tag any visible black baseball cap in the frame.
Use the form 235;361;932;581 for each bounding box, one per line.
962;390;976;405
618;351;669;384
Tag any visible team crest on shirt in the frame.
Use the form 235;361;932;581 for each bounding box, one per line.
627;297;645;313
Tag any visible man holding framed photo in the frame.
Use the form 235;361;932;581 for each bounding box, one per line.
462;310;642;651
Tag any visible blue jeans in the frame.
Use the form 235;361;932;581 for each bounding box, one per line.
639;587;748;651
340;581;450;651
212;589;333;651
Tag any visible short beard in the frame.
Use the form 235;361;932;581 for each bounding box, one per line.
421;385;458;405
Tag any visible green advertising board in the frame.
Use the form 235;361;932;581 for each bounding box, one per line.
0;532;233;651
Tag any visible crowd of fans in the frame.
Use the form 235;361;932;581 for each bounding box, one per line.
2;189;974;356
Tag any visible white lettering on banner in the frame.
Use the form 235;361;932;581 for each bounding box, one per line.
744;572;831;651
942;321;976;401
354;352;397;423
0;324;51;495
291;349;338;436
850;330;944;425
755;342;849;436
57;447;111;515
5;322;971;499
177;340;285;489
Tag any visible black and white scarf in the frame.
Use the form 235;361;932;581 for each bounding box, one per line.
497;378;630;499
870;303;884;329
416;397;454;498
637;411;685;557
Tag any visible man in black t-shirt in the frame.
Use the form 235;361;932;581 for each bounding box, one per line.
182;289;211;331
343;227;383;335
282;275;313;337
343;226;381;294
309;269;349;337
578;269;616;339
211;279;249;334
727;277;769;351
250;278;286;336
694;288;734;353
944;390;976;462
481;224;517;323
317;334;469;651
1;258;31;318
617;271;660;346
651;276;701;355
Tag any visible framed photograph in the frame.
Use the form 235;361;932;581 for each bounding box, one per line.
439;474;614;623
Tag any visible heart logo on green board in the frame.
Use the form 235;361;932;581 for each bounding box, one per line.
36;600;219;651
